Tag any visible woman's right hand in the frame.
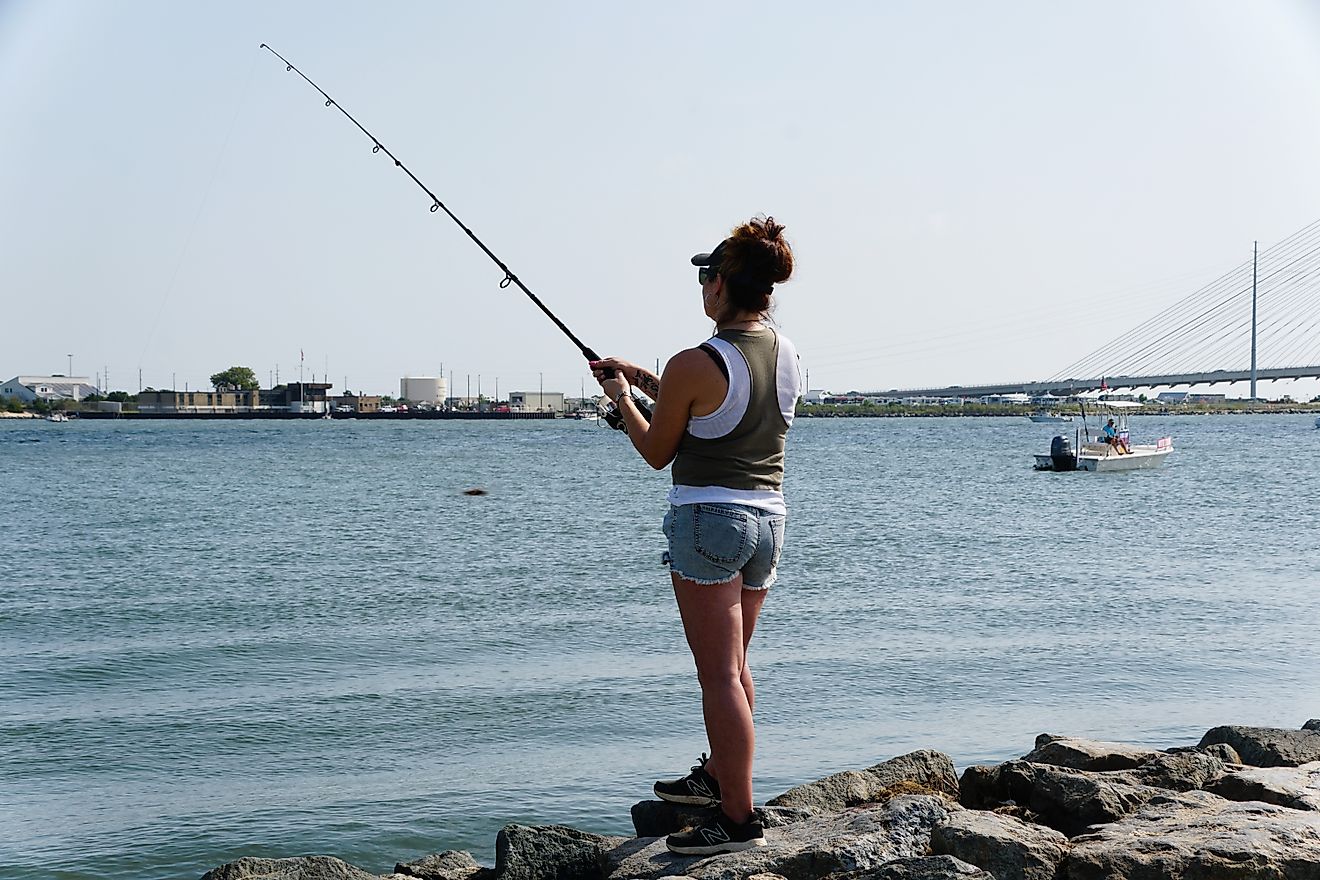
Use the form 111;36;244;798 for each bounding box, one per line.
589;357;639;384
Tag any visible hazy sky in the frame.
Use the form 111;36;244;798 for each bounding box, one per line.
4;1;1320;399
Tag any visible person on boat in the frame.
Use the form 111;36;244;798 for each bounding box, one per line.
590;216;799;856
1102;418;1124;453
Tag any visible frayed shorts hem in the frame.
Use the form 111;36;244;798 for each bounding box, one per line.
666;564;776;590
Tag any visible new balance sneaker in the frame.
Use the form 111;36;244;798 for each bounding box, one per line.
665;810;766;855
653;753;721;806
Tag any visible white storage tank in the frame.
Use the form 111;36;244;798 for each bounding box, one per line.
400;376;447;405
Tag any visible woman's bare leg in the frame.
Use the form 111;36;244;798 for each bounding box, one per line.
703;586;767;784
673;572;757;822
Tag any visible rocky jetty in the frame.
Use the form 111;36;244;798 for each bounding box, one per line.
200;722;1320;880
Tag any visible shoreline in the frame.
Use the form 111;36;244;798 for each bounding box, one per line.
200;721;1320;880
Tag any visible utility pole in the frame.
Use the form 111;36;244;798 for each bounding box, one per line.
67;354;72;377
139;368;143;393
539;371;543;412
1250;240;1259;401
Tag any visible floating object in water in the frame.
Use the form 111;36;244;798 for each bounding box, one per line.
463;488;488;496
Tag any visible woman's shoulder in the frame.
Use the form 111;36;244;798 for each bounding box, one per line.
668;345;721;373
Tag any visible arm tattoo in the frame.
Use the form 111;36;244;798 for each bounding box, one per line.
635;369;660;398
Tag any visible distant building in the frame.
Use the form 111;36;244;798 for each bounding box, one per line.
332;392;381;413
510;391;565;413
1187;393;1227;403
803;389;831;404
139;389;260;412
1157;392;1190;403
263;382;332;414
400;376;448;405
1;375;99;402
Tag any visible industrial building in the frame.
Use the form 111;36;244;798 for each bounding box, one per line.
509;391;565;413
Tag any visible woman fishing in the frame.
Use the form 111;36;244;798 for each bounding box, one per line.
592;215;800;855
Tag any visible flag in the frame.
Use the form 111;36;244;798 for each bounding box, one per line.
300;349;304;363
1100;376;1108;391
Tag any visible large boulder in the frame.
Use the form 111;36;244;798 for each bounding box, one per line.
494;824;625;880
1198;725;1320;767
959;760;1162;837
1061;789;1320;880
766;751;959;815
604;795;951;880
931;810;1069;880
395;850;487;880
1205;761;1320;811
199;856;378;880
1133;751;1225;792
1021;736;1162;772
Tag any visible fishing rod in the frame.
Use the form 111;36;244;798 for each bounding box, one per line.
258;43;646;430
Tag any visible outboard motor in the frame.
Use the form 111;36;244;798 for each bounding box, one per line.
1050;434;1077;472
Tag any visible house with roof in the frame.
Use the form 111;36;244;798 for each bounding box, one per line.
0;375;99;403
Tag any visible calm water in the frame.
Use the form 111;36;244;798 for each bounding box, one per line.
2;415;1318;879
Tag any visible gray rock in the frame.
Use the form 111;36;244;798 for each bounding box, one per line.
1197;742;1242;765
1134;751;1225;792
495;824;626;880
1020;737;1162;772
959;760;1162;837
932;810;1069;880
1306;720;1320;733
605;795;951;880
1061;789;1320;880
825;855;995;880
766;751;959;815
395;851;486;880
199;856;378;880
1198;725;1320;767
1205;760;1320;811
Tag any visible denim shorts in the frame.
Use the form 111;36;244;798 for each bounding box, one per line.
662;503;786;590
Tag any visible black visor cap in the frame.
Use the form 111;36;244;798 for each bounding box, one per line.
691;239;727;267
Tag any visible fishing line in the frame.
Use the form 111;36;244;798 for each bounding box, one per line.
258;43;645;430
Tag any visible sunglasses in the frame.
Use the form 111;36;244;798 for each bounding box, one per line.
698;266;720;285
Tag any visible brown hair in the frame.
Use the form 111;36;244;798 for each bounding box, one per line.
715;215;793;323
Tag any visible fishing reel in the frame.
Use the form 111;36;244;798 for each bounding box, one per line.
600;393;654;432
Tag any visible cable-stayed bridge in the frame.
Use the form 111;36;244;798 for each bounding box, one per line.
874;218;1320;399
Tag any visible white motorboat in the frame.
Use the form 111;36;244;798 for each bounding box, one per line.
1035;436;1173;471
1028;412;1072;423
1034;401;1172;472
